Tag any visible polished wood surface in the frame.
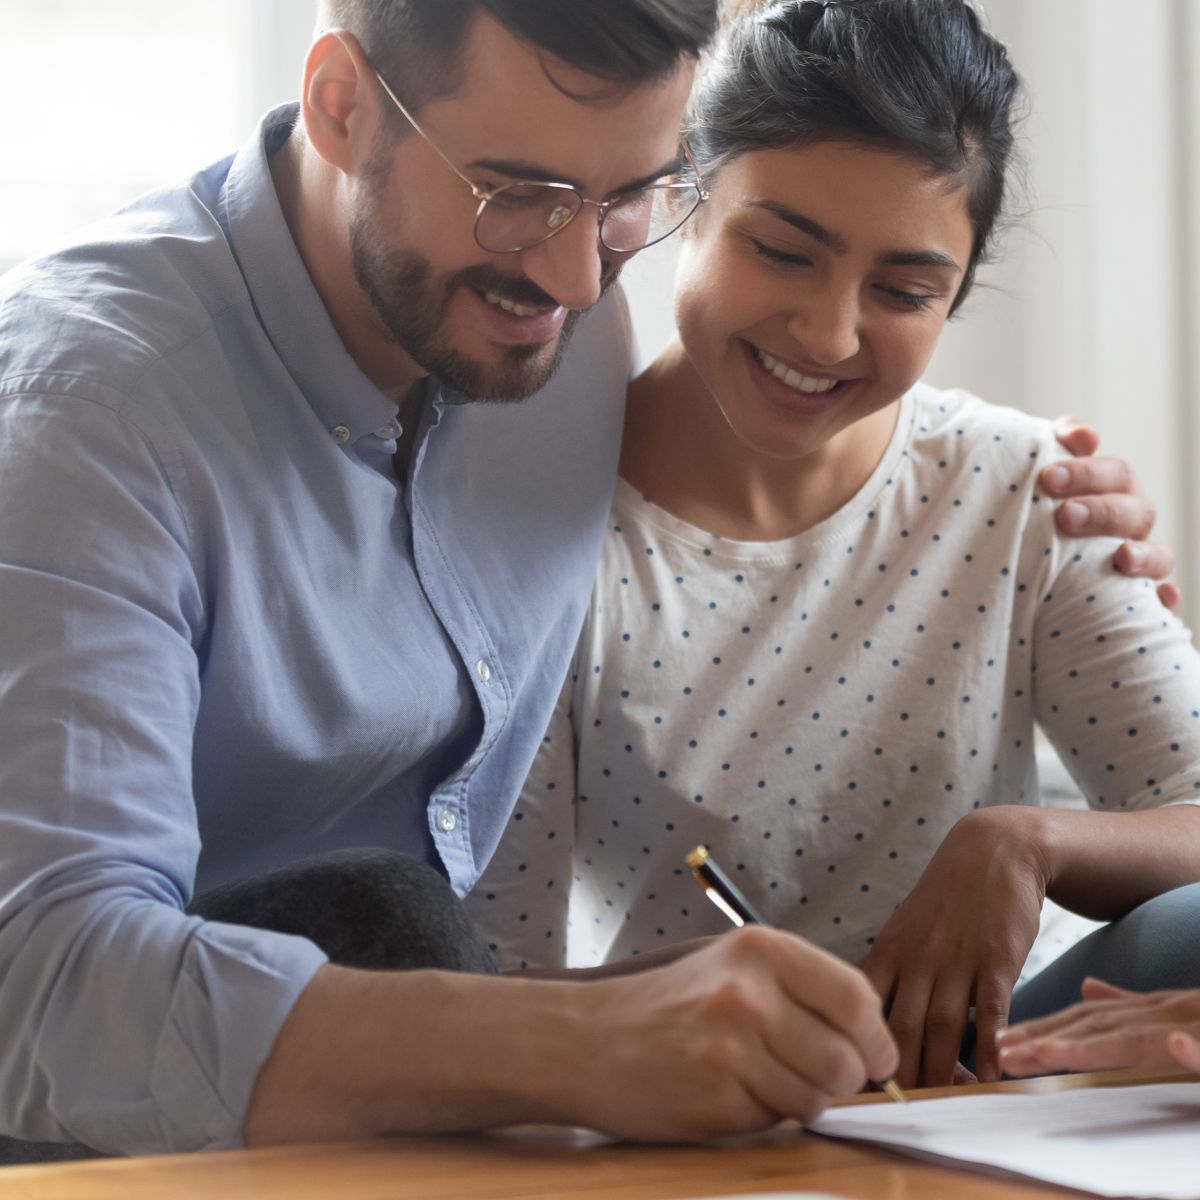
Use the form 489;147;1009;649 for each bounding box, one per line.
2;1070;1193;1200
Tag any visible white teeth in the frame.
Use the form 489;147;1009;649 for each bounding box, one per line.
756;349;841;394
483;290;544;318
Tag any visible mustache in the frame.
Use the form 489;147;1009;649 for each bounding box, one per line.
451;262;624;311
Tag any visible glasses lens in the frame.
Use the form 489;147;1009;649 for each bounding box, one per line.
474;184;584;253
600;183;703;253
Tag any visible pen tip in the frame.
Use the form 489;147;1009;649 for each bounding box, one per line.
881;1079;908;1104
685;846;709;869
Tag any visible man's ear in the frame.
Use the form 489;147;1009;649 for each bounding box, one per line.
301;30;380;174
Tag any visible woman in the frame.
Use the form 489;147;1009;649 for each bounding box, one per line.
467;0;1200;1089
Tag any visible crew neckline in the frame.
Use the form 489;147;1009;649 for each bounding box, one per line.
613;388;918;560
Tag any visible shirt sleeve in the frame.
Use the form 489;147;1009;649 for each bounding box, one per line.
1030;451;1200;813
0;390;328;1154
466;660;579;971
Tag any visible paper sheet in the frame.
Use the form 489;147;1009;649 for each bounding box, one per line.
810;1082;1200;1199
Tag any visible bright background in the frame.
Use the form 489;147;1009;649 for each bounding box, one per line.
2;0;1196;627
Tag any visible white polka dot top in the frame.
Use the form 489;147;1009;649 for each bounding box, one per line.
467;385;1200;970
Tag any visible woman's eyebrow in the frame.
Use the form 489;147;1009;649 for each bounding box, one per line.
746;201;962;272
745;200;848;252
881;248;962;271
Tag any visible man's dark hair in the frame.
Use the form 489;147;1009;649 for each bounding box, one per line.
324;0;720;109
688;0;1022;313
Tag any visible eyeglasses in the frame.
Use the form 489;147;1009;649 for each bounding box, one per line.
372;70;708;255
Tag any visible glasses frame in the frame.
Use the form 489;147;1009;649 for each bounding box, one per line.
371;69;708;255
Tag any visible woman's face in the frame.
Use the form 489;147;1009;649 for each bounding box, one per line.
674;141;975;463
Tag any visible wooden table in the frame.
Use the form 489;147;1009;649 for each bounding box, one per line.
1;1070;1192;1199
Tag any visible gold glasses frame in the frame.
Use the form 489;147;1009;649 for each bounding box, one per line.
371;69;708;255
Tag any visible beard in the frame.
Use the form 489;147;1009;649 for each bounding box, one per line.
349;170;620;402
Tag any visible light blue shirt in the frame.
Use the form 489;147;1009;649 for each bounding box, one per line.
0;106;629;1154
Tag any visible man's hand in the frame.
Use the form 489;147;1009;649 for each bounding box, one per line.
857;807;1048;1089
245;926;898;1147
1046;417;1179;611
998;978;1200;1075
575;925;898;1140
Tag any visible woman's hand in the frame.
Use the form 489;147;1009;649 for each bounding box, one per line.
998;978;1200;1075
858;807;1049;1089
1046;418;1179;611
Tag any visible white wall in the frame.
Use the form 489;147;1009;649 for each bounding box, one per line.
0;1;313;270
927;0;1198;626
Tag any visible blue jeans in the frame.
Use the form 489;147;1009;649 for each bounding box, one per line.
1010;881;1200;1019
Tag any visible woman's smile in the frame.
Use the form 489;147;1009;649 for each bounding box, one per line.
742;340;855;416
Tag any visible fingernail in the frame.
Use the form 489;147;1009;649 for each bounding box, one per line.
1123;545;1145;570
1045;465;1070;492
1060;500;1088;531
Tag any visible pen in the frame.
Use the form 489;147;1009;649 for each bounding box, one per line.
685;845;907;1105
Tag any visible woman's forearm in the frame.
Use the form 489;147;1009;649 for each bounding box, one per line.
1033;804;1200;920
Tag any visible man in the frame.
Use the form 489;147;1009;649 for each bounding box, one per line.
0;0;1172;1160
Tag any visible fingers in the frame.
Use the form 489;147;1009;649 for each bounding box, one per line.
1157;581;1183;613
1080;977;1135;1002
920;976;973;1087
1112;539;1176;582
998;1003;1099;1049
996;981;1200;1077
884;975;934;1090
1051;417;1100;458
740;1047;834;1128
1053;492;1156;543
684;1015;831;1131
998;1032;1123;1075
759;1000;870;1105
1000;1025;1179;1076
775;934;898;1086
951;1060;978;1085
972;977;1015;1084
589;927;895;1141
1168;1031;1200;1072
1040;455;1135;500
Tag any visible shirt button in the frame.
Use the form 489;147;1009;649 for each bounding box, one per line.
437;807;457;833
475;659;492;684
331;424;351;445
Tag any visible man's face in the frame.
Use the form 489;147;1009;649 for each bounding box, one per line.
347;13;695;401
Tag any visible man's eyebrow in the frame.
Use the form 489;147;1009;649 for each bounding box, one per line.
466;154;684;196
747;201;962;271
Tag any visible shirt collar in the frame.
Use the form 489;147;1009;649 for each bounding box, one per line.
217;103;404;447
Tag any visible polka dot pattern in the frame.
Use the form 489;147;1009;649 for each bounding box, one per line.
468;386;1200;972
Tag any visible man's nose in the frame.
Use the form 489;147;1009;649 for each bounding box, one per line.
517;207;607;313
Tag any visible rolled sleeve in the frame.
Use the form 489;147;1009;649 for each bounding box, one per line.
0;389;326;1153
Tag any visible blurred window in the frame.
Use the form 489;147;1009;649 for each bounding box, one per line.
0;0;310;268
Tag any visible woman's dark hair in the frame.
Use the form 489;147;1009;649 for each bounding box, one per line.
325;0;720;109
688;0;1021;312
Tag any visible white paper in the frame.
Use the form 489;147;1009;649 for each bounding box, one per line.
810;1082;1200;1199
